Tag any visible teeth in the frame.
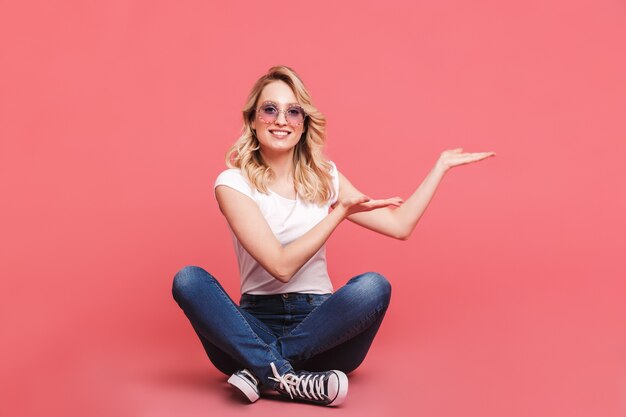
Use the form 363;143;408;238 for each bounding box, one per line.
270;130;289;137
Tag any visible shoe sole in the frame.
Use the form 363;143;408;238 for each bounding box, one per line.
227;374;260;403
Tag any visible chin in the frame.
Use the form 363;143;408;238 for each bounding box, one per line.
259;142;295;154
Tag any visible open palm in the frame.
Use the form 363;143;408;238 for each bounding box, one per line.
437;148;496;171
333;195;404;217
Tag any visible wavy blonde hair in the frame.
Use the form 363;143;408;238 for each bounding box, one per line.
225;65;335;206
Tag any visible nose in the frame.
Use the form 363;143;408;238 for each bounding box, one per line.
275;110;288;126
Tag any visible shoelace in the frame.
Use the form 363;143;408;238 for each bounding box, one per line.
269;362;327;401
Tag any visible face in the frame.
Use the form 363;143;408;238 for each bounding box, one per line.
252;80;306;157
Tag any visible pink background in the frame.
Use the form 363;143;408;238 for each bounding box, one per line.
2;1;625;416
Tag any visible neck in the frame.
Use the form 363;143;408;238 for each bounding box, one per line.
260;148;295;181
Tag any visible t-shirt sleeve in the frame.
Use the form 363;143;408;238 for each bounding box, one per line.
329;161;340;206
214;169;255;201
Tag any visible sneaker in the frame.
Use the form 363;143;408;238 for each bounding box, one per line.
268;362;348;406
228;369;260;403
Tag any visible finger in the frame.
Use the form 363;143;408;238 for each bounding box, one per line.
367;200;400;209
374;200;401;208
456;151;493;156
362;202;387;210
452;153;493;163
462;152;492;160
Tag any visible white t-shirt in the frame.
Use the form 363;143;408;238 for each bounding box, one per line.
213;162;340;295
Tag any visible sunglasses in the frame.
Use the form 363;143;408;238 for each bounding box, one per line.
256;101;307;126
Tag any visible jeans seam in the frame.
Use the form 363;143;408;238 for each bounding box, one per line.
207;277;287;370
246;315;279;340
278;297;329;337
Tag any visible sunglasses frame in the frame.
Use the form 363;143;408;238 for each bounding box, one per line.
256;101;307;127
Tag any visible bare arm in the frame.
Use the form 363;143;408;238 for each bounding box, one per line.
345;148;496;240
215;186;399;283
342;164;445;240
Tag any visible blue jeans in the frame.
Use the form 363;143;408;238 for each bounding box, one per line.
172;266;391;388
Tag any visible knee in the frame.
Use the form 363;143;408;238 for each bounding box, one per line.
172;265;210;301
351;272;392;307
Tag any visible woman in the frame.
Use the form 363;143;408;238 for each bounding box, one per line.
172;65;495;406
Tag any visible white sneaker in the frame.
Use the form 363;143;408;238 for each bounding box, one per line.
228;369;260;403
268;362;348;406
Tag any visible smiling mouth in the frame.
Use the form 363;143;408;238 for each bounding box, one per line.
269;130;291;137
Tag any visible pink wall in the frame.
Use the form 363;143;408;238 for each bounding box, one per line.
1;1;625;416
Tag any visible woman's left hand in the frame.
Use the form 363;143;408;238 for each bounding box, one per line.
332;195;403;218
435;148;496;173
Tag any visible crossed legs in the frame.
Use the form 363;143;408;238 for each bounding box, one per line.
172;266;391;388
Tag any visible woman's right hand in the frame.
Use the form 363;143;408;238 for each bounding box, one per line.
333;194;404;218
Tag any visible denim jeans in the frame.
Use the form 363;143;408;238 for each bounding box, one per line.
172;266;391;388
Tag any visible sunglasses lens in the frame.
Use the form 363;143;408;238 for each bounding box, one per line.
286;107;305;125
260;104;278;122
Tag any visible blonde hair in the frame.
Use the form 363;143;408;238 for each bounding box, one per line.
225;65;335;206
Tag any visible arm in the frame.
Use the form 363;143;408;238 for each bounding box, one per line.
344;148;496;240
341;164;444;240
215;185;396;283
